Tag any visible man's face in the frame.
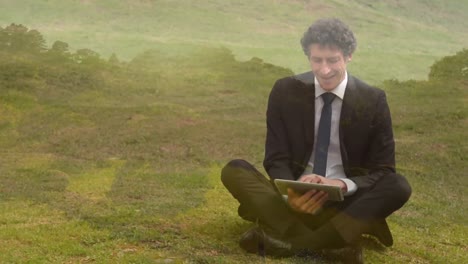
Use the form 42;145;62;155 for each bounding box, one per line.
308;44;351;91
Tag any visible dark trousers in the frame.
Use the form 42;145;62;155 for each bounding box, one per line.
221;159;412;245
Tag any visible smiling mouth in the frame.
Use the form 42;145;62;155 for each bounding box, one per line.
320;75;335;80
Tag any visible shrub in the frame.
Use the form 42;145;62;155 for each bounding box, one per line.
428;49;468;81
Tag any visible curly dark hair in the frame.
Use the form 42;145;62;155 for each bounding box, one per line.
300;18;357;57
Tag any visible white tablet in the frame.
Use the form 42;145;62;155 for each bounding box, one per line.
274;179;344;201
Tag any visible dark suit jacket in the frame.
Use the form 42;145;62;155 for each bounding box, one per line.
263;71;396;190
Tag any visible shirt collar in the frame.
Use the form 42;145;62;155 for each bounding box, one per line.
314;72;348;100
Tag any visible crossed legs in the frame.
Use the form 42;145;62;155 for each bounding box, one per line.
221;159;411;250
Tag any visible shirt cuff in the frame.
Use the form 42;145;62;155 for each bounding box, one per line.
341;179;358;196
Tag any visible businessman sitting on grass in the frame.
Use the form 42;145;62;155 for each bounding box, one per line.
221;18;411;263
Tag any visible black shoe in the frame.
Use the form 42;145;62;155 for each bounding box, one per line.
342;244;363;264
239;227;294;257
325;244;363;264
369;219;393;247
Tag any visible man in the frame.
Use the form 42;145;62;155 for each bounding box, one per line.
221;18;411;263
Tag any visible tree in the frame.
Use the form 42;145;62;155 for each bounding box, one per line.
72;48;101;64
25;29;46;53
0;23;46;53
50;40;70;55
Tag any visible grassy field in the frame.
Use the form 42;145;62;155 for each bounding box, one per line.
0;1;467;263
0;45;467;263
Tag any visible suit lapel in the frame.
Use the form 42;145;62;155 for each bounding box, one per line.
304;87;315;144
294;71;316;145
339;75;359;166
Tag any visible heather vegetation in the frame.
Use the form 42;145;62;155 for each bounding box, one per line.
0;22;467;263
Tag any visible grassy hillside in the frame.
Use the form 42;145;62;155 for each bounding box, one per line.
0;22;467;262
1;1;468;262
1;0;467;84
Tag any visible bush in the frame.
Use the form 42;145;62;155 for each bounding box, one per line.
428;49;468;81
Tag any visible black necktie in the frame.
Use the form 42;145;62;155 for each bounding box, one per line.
313;93;336;177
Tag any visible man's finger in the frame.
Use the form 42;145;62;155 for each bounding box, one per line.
299;174;320;183
287;188;297;197
303;191;323;209
297;189;316;205
304;191;328;213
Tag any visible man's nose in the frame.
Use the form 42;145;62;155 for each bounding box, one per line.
320;64;331;75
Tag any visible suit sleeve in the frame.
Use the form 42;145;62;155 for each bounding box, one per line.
351;91;396;189
263;79;295;181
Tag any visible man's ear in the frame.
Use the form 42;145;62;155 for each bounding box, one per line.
346;54;353;62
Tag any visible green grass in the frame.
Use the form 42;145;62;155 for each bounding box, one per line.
0;45;467;263
0;1;467;263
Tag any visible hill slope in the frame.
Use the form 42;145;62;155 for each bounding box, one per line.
0;15;467;263
1;0;467;84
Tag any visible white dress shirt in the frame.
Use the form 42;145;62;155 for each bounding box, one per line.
301;72;358;196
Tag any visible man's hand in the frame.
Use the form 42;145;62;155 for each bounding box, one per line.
300;174;347;192
287;188;328;215
287;174;347;215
